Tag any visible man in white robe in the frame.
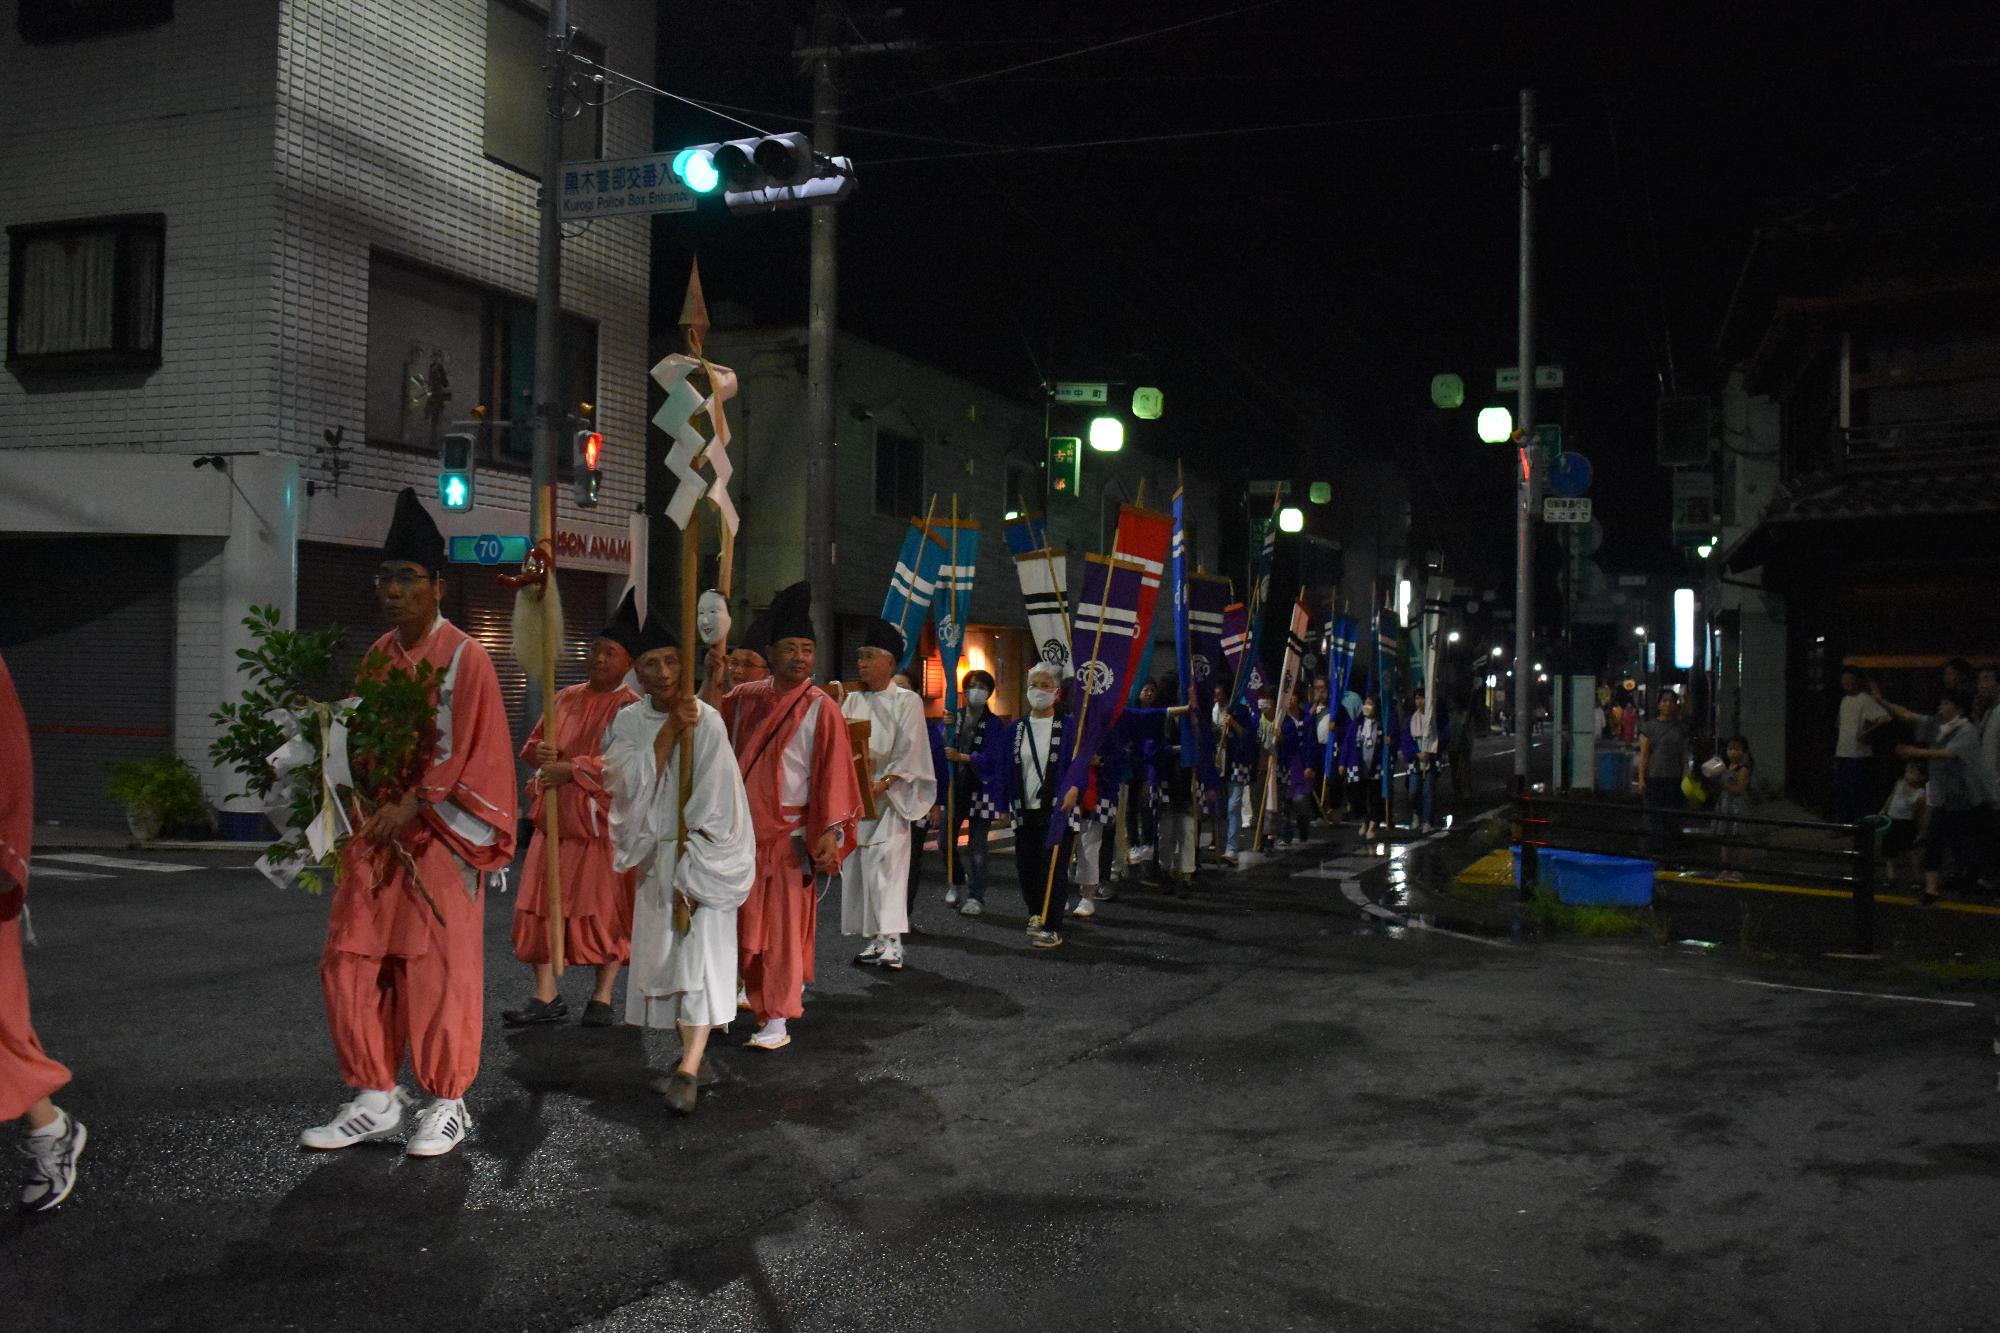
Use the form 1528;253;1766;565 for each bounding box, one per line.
605;618;756;1115
839;619;936;972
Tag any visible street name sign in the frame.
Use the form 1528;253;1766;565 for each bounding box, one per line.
1497;365;1566;391
1053;381;1109;405
1542;497;1592;524
560;154;698;220
449;534;531;565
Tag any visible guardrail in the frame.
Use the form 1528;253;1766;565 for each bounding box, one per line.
1512;794;1880;954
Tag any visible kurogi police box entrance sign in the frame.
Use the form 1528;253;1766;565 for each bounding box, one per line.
561;154;697;220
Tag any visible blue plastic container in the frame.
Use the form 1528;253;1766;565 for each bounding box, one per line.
1595;750;1629;793
1513;847;1654;906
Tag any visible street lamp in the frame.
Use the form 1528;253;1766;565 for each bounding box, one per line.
1476;405;1514;444
1491;645;1504;658
1087;416;1124;453
1447;631;1461;643
1277;506;1304;533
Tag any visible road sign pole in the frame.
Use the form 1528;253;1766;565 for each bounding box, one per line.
1513;87;1537;793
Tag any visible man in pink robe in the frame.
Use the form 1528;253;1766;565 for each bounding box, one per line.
302;488;518;1158
504;590;643;1028
709;582;860;1051
2;650;88;1213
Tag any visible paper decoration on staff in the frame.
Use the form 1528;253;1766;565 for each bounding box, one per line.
652;352;739;534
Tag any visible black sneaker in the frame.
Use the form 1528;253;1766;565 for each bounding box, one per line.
580;1000;615;1028
502;996;570;1027
19;1108;87;1214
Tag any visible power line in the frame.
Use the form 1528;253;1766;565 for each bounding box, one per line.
867;106;1516;165
845;0;1300;111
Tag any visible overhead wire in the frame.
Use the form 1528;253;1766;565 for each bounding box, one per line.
843;0;1300;112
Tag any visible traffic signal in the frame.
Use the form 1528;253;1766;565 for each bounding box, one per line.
572;430;602;508
1048;436;1081;498
669;132;856;214
437;431;475;511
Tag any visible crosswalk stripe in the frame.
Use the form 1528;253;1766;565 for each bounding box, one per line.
28;864;113;881
38;853;200;874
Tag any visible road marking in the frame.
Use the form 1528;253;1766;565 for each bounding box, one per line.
37;853;200;874
1335;877;1514;948
29;864;112;881
1560;951;1978;1008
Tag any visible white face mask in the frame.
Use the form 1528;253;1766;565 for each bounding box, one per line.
965;687;990;707
1027;686;1057;711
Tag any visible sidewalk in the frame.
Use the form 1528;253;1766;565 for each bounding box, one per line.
32;821;266;855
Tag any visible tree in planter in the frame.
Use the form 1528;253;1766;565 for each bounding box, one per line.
104;754;212;841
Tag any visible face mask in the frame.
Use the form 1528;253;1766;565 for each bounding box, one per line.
1027;686;1057;711
966;687;990;707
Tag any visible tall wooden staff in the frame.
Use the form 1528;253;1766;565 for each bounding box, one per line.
1039;557;1135;927
943;493;960;885
500;495;566;972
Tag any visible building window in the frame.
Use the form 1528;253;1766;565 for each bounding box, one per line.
483;0;603;178
17;0;171;43
6;215;164;371
874;427;924;519
1006;459;1039;519
365;253;597;469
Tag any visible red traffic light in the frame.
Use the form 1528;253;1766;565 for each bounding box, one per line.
581;431;601;470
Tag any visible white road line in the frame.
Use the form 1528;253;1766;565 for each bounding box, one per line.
1559;951;1978;1009
37;853;199;874
29;864;112;881
1334;877;1514;948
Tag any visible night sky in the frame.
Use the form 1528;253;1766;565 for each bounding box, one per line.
643;1;1999;583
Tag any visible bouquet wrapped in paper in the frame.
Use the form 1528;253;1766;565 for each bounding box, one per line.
210;605;441;909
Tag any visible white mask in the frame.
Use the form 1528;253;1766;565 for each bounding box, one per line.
1027;686;1057;711
695;589;730;647
965;687;991;707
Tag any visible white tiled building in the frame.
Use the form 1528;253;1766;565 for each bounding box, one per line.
0;0;655;827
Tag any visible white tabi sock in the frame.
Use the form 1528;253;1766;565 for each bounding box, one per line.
355;1088;398;1114
755;1018;788;1041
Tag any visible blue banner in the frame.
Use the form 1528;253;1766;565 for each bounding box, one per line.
1049;555;1146;847
881;520;946;672
932;519;979;711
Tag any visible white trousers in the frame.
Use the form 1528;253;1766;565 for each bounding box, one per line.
840;817;910;937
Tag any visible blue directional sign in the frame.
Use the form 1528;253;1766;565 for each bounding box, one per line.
448;534;530;566
1547;451;1592;498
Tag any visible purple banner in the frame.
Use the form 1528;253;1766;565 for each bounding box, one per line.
1048;554;1145;846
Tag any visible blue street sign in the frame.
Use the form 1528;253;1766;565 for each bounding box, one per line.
1547;451;1592;498
448;534;531;565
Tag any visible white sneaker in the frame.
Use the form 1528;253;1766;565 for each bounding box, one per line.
854;936;885;966
1072;897;1098;918
960;898;983;917
404;1097;472;1158
881;937;905;970
19;1107;87;1213
944;886;961;906
300;1088;410;1151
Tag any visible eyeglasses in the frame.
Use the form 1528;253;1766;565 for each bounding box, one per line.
372;571;436;590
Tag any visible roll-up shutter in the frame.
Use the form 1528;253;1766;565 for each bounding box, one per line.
0;536;175;828
295;542;612;741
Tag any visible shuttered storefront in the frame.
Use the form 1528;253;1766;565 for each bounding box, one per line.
0;536;175;828
295;542;612;744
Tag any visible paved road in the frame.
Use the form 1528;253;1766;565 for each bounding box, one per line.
6;807;2000;1332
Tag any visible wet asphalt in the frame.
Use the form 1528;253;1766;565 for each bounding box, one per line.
6;764;2000;1331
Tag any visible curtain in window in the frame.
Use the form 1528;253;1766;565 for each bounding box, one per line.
123;232;161;351
18;231;118;354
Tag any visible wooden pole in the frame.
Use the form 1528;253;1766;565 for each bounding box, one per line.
894;493;941;658
944;494;959;886
539;487;565;977
1039;557;1123;927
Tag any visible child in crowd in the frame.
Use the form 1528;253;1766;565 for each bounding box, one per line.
1881;760;1927;891
1716;735;1753;880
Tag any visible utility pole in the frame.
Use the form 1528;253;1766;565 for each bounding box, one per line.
1512;88;1538;793
532;0;570;552
803;0;841;661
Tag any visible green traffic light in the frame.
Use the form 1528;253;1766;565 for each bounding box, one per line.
439;473;472;511
673;147;720;194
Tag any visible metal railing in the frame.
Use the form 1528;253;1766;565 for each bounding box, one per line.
1512;794;1880;954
